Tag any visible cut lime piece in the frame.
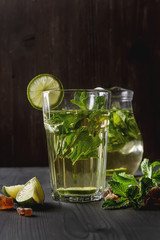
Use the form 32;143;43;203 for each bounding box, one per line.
16;177;45;207
106;168;127;176
27;74;63;110
2;185;24;199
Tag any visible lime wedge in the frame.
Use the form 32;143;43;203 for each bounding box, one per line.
106;168;127;176
27;74;63;110
16;177;45;207
2;185;24;199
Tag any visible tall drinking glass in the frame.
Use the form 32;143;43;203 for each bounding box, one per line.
42;89;110;202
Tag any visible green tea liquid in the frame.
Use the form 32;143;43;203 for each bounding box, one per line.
44;110;109;202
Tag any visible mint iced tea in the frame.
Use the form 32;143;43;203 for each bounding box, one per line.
107;108;143;175
43;90;110;202
44;109;109;202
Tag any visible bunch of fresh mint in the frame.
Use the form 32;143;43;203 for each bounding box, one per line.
102;158;160;209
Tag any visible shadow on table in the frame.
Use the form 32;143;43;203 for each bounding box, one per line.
32;201;61;212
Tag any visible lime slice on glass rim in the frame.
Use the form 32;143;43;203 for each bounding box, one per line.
27;74;64;110
2;185;24;199
16;177;45;207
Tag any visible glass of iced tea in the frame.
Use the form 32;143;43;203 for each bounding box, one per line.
42;89;110;202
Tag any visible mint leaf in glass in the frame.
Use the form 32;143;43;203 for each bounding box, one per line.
65;129;101;165
107;108;142;153
70;91;89;109
93;96;105;110
45;91;109;165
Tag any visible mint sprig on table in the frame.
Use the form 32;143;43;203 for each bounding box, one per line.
47;91;108;165
102;158;160;209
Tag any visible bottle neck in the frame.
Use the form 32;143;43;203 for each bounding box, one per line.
111;99;133;110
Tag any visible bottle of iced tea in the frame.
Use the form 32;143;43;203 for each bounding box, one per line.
106;87;143;177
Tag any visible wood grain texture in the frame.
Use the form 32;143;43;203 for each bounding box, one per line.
0;0;160;166
0;167;160;240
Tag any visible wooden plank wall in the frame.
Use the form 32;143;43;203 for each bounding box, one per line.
0;0;160;166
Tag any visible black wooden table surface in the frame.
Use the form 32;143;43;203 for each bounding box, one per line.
0;167;160;240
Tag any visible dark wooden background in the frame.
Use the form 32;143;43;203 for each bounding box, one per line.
0;0;160;167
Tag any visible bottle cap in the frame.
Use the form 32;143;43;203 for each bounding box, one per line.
109;86;134;101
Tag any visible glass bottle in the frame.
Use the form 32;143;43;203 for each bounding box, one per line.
106;87;143;176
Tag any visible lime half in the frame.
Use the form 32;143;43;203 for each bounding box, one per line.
27;74;63;110
106;168;127;176
2;185;24;199
16;177;45;207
